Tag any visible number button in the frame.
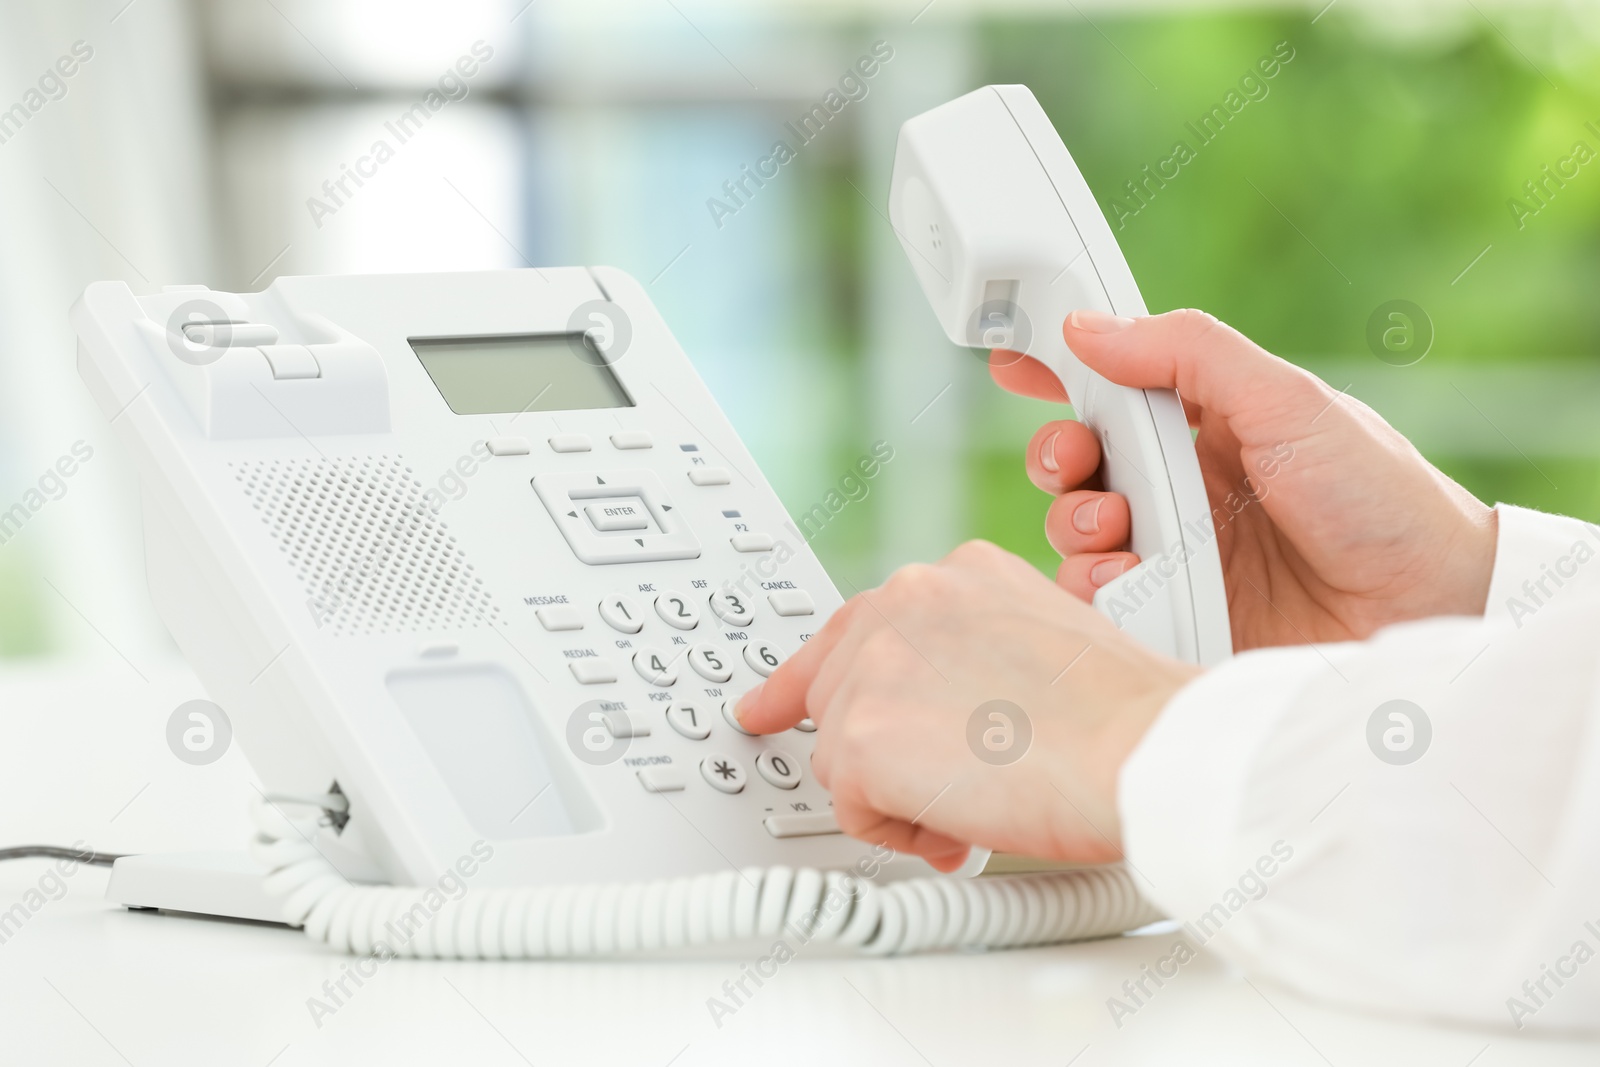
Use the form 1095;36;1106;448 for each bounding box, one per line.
756;750;802;790
687;643;732;683
654;591;700;630
743;641;785;677
665;703;711;740
794;718;817;733
699;754;747;794
632;646;679;686
708;590;753;627
599;595;644;634
721;699;755;737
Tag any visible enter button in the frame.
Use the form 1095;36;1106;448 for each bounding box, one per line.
585;501;650;532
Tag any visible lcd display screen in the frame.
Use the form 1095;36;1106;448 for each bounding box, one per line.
410;334;634;415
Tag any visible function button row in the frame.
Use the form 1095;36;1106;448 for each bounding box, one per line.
484;432;656;457
687;468;731;487
544;432;656;454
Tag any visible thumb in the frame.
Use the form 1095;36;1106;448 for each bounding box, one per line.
1064;308;1329;442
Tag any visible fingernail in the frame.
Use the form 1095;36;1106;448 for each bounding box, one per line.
1038;430;1060;474
735;683;764;722
1070;309;1135;334
1090;558;1129;587
1072;496;1103;535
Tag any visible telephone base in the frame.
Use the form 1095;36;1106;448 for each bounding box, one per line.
105;851;288;925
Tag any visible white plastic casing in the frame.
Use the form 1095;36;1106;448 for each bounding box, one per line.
72;269;925;888
890;85;1231;667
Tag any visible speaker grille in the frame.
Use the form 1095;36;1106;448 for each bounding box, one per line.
232;456;499;636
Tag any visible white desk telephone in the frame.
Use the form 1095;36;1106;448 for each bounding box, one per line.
69;85;1222;958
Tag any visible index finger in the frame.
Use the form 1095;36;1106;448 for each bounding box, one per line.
734;599;857;734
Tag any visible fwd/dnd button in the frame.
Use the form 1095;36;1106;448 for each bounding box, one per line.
585;501;649;532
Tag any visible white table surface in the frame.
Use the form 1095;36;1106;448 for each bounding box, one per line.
2;659;1595;1066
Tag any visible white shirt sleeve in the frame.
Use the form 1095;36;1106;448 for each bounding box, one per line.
1118;504;1600;1033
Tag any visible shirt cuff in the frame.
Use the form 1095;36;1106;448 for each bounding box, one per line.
1484;503;1600;625
1116;641;1351;923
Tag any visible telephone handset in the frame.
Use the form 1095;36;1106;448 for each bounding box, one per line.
889;85;1232;666
69;86;1171;959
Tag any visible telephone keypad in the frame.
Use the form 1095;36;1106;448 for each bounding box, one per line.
536;465;826;814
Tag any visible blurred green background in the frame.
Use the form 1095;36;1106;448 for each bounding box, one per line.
3;0;1598;661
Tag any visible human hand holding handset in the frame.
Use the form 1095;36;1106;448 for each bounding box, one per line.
739;86;1228;870
883;84;1232;667
738;86;1499;872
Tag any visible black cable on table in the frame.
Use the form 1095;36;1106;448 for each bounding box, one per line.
0;845;128;867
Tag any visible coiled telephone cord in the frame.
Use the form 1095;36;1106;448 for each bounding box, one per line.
250;802;1160;957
